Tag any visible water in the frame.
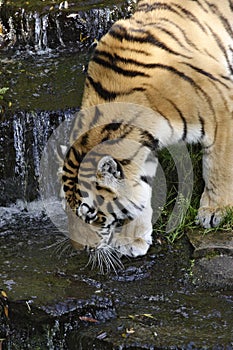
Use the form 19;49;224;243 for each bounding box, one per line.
0;108;77;206
0;0;135;53
0;206;233;348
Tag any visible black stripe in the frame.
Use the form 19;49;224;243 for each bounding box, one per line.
63;165;75;175
95;49;186;70
95;49;140;67
103;122;122;132
187;0;208;12
137;2;180;15
63;185;70;192
141;133;159;151
107;202;114;215
81;133;89;146
78;189;89;198
118;123;133;141
89;106;103;128
129;200;144;211
113;198;134;220
62;175;77;183
96;195;105;206
87;75;117;101
109;24;187;57
78;172;94;178
206;25;233;75
184;62;230;89
104;187;115;194
71;147;83;164
151;63;197;85
181;115;187;141
153;106;174;136
198;114;205;138
220;75;231;82
100;40;151;56
113;197;125;211
141;175;153;187
67;159;77;169
228;0;233;12
80;180;92;190
92;56;150;77
167;99;187;140
153;25;191;51
173;4;207;33
101;137;108;143
210;213;216;228
153;64;215;113
204;2;233;37
87;73;146;101
96;184;115;194
81;167;95;172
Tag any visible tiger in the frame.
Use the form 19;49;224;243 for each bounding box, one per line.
61;0;233;271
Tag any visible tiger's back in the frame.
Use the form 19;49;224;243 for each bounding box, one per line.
62;0;233;267
83;0;233;129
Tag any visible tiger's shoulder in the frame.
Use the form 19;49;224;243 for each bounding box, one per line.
82;0;233;112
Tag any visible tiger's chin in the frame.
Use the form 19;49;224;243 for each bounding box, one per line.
70;236;151;258
70;228;152;272
117;237;151;257
86;233;152;274
109;226;153;258
69;219;153;273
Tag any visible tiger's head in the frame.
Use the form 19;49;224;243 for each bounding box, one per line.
61;104;159;272
63;148;156;271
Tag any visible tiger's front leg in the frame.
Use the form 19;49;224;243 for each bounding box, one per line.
198;121;233;228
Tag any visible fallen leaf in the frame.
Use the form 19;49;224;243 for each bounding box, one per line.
126;328;135;334
79;316;98;323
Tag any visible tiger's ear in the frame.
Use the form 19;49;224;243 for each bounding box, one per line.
96;156;123;186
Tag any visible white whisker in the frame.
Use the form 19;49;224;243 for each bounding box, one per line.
102;251;111;273
97;250;104;274
106;249;124;271
86;243;125;274
104;250;118;274
41;237;73;258
86;250;97;270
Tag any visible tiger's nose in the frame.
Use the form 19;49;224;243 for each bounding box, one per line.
76;203;97;223
76;203;89;216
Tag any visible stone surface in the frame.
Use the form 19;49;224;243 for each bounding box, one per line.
192;255;233;289
1;209;233;348
187;230;233;258
187;230;233;289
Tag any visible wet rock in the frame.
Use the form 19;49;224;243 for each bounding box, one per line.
187;230;233;258
192;255;233;290
1;211;233;348
187;230;233;289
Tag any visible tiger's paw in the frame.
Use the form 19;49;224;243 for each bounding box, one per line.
196;207;225;229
